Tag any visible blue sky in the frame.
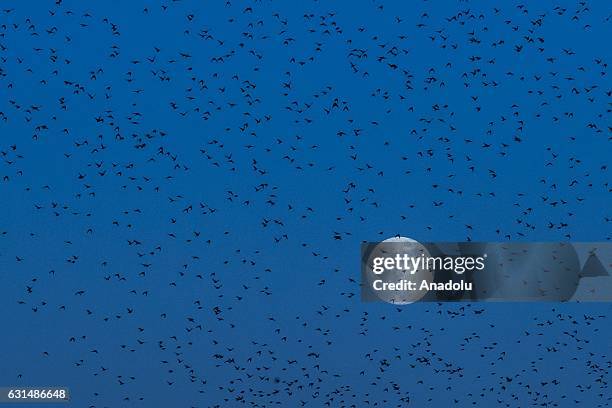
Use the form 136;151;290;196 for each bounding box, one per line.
0;0;610;406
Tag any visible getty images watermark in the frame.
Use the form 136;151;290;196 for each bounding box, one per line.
361;237;612;304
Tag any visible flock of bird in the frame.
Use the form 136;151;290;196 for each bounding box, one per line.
0;0;610;407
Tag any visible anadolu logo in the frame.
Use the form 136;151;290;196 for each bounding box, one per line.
362;237;486;304
362;239;612;303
